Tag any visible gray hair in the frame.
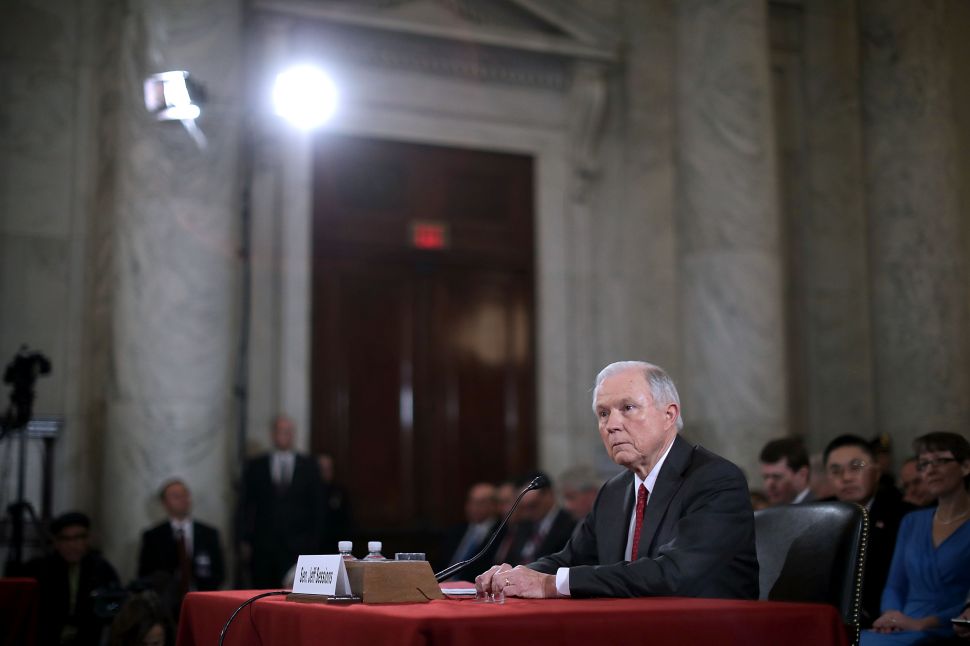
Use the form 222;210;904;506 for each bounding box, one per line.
592;361;684;431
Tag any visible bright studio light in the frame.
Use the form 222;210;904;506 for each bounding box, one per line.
272;65;338;130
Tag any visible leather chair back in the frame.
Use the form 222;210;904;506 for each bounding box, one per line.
754;501;869;645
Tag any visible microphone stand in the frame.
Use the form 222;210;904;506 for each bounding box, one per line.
434;475;548;582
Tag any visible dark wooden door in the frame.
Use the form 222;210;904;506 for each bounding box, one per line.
311;135;535;558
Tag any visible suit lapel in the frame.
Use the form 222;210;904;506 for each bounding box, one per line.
638;435;692;557
604;471;635;563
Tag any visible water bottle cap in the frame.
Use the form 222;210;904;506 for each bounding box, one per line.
338;540;352;552
367;541;382;552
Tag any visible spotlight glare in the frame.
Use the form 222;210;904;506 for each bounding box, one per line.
273;65;338;130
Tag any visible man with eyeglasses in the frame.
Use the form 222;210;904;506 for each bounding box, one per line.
24;511;120;645
824;434;915;629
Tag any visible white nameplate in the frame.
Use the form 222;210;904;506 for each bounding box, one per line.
291;555;351;596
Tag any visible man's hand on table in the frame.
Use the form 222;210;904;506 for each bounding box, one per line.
475;563;560;599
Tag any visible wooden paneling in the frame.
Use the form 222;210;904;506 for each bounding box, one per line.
310;135;535;556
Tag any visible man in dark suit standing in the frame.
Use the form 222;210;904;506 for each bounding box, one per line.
137;478;224;618
476;360;758;600
240;415;323;588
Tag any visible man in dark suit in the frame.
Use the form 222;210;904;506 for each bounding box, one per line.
240;414;323;588
137;478;224;618
759;436;814;506
26;511;120;646
501;471;576;566
824;434;914;628
476;361;758;599
439;482;499;579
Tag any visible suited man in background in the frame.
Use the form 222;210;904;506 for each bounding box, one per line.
501;471;576;566
758;437;814;506
439;482;499;579
477;360;758;599
240;415;323;588
137;478;224;618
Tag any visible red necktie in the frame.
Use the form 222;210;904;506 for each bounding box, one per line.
631;484;649;558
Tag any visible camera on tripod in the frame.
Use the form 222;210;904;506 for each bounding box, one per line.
3;345;52;433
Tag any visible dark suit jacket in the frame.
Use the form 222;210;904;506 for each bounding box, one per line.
861;489;914;626
503;508;576;566
241;452;323;586
137;519;225;591
530;435;759;599
26;550;120;646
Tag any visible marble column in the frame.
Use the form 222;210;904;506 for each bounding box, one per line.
99;0;243;579
861;1;970;445
675;0;788;479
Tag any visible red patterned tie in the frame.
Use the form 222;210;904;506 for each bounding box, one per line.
631;484;649;558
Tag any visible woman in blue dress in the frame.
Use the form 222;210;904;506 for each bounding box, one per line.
861;431;970;645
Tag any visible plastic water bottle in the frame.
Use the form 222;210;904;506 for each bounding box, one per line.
338;540;356;561
363;541;387;560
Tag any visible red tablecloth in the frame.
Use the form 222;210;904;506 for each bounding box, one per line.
0;577;39;646
177;589;849;646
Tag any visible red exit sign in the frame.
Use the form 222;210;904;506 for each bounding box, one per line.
410;221;450;250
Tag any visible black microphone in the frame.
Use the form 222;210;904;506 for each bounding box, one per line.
434;475;549;582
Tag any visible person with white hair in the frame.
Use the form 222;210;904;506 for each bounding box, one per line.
477;360;757;600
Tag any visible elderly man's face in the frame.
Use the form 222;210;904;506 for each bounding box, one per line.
594;368;678;478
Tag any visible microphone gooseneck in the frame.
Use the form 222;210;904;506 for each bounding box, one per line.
434;475;549;582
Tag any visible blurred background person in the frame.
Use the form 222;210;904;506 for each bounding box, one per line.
137;478;224;620
898;457;935;508
864;432;970;644
872;433;900;496
500;471;575;566
25;512;120;646
558;465;603;521
439;482;499;579
809;452;837;501
758;437;812;506
240;415;323;587
107;590;173;646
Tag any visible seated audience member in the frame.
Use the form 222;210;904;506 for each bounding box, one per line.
477;361;757;599
809;452;837;500
862;432;970;645
899;457;935;508
108;591;173;646
316;453;352;551
825;434;914;628
759;437;813;505
558;465;603;522
872;433;901;495
137;478;224;619
440;482;499;579
26;511;120;646
501;471;576;566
